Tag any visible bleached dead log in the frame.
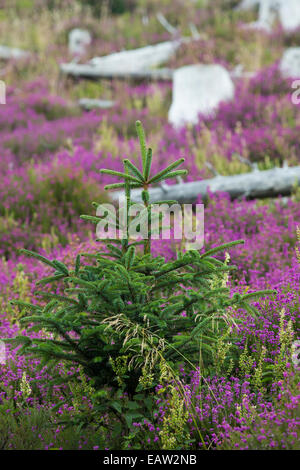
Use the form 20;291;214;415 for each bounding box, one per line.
157;11;205;41
142;15;149;26
69;29;91;57
156;12;179;36
110;166;300;204
280;47;300;78
60;61;254;82
235;0;259;10
60;62;174;81
188;23;202;40
0;45;30;60
230;64;256;79
61;63;255;84
60;38;190;81
89;40;184;71
78;98;115;110
236;0;300;33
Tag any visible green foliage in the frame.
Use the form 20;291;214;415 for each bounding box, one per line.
10;120;274;438
29;98;80;121
0;163;108;254
159;385;190;450
79;0;136;16
0;400;106;450
71;81;105;101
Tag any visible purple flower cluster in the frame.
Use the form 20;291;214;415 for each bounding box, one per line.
0;12;300;448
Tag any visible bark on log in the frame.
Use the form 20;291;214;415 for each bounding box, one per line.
110;166;300;204
60;63;174;81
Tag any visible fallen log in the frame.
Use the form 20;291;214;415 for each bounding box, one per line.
60;63;174;81
0;45;31;60
235;0;300;33
89;39;183;70
110;166;300;204
60;62;254;82
78;98;116;110
156;12;179;36
60;38;189;81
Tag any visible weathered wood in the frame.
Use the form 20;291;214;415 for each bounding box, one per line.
89;39;184;69
236;0;300;33
110;166;300;204
156;12;179;35
60;62;253;83
78;98;115;110
60;38;191;81
0;45;30;60
60;63;174;81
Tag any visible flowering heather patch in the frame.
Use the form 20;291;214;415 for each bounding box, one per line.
0;0;299;451
133;370;299;450
1;190;299;449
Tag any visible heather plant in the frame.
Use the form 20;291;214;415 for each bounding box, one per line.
0;400;106;450
249;64;293;97
159;384;190;450
0;161;108;255
127;358;299;450
296;226;300;264
1;0;300;450
8;121;274;445
5;264;31;324
220;372;300;450
26;94;80;121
